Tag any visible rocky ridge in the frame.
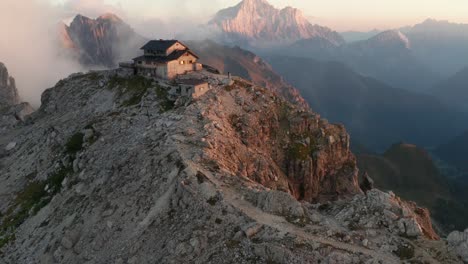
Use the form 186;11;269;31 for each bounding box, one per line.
0;70;462;263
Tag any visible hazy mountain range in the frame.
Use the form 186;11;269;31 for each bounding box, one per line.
436;131;468;173
432;66;468;113
209;1;468;94
340;29;381;42
266;56;468;150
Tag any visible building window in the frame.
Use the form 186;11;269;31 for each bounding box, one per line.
138;61;142;64
180;61;184;65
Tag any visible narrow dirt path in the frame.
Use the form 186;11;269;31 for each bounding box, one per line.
218;183;400;263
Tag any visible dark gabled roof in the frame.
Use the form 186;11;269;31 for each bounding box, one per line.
167;49;199;60
177;79;207;86
133;49;199;63
140;40;181;51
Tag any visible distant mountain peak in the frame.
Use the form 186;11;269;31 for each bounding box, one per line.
210;0;344;47
366;30;411;49
98;13;123;22
239;0;271;6
421;18;450;25
72;14;92;23
59;13;145;67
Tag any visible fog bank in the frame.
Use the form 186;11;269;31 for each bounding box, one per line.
0;0;84;106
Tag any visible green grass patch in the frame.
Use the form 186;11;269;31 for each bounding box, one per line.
0;166;72;249
109;75;152;93
155;86;175;112
289;142;312;161
207;196;219;206
109;76;175;110
109;75;153;107
224;84;236;92
85;72;100;81
229;114;243;133
288;133;319;161
233;79;251;88
65;132;84;155
393;242;415;260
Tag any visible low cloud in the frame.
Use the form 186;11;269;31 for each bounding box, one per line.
60;0;126;23
0;0;84;106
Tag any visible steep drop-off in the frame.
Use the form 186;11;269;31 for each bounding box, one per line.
267;56;468;150
357;143;468;232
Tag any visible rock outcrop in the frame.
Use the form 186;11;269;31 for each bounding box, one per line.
198;77;360;202
0;70;461;263
209;0;344;47
0;62;34;134
447;229;468;262
0;62;20;106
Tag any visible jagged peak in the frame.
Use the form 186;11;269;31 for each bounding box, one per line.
72;14;92;22
370;30;411;48
420;18;451;25
238;0;272;7
97;13;123;22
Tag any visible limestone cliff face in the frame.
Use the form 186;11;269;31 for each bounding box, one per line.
0;62;20;106
198;79;360;202
210;0;344;47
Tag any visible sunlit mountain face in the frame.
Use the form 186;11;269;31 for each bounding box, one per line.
209;0;344;48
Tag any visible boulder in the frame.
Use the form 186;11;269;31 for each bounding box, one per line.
255;190;304;218
447;230;468;262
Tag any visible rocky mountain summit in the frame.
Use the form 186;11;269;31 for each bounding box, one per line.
59;14;145;67
0;70;463;263
209;0;344;47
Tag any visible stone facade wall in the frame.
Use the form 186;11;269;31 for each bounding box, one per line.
136;65;168;79
167;55;199;79
191;83;210;98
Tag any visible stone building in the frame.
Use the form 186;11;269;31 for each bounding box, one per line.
124;40;202;79
169;79;210;99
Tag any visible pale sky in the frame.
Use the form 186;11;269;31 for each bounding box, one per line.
49;0;468;31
